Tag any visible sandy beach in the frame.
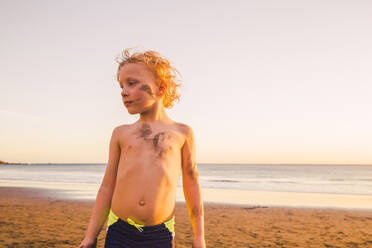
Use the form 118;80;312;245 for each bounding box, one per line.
1;187;372;248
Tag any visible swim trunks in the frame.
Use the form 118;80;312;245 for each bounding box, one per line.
105;209;175;248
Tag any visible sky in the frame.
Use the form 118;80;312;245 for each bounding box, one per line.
1;0;371;164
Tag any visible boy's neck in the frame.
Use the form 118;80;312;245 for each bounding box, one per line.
138;101;171;123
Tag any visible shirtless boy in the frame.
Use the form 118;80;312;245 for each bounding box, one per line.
79;50;205;248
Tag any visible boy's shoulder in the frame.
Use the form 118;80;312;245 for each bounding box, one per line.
112;123;133;134
173;121;193;136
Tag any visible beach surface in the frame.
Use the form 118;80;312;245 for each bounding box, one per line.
1;187;372;248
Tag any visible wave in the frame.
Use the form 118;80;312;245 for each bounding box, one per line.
208;179;240;183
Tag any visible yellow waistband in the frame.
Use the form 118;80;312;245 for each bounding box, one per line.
107;209;175;234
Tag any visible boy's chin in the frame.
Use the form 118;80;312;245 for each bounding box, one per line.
125;105;152;115
126;109;139;115
126;107;144;115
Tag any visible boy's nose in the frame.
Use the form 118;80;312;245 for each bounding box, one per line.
121;88;129;97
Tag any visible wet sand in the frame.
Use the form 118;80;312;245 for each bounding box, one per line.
0;187;372;247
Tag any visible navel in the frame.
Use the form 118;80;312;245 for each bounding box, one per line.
139;200;145;206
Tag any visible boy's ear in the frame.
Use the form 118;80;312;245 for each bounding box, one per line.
158;84;166;96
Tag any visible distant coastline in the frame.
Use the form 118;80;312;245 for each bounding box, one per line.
0;160;103;165
0;160;53;165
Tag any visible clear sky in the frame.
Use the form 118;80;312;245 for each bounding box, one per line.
1;0;371;164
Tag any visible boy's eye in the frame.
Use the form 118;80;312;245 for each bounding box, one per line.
127;80;139;86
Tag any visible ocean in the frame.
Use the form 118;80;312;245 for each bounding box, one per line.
1;163;372;209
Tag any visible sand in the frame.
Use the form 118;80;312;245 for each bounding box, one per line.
0;187;372;248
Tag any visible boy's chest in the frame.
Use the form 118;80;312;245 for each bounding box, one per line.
120;128;185;159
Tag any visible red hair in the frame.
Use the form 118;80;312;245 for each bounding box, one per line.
116;49;182;109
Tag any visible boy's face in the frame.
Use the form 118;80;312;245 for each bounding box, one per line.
118;63;163;115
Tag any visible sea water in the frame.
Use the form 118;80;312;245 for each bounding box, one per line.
1;163;372;209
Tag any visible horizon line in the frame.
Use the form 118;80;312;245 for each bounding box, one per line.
1;161;372;166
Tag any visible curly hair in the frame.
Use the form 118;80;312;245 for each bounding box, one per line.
116;49;182;109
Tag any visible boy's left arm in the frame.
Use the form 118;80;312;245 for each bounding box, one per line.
181;126;206;248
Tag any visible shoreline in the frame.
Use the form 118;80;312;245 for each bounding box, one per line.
2;180;372;210
3;185;372;211
1;186;372;247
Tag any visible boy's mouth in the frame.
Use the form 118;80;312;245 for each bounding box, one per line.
124;101;133;106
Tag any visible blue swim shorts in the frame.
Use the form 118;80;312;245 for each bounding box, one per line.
104;209;175;248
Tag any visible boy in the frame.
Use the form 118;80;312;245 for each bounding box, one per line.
79;49;205;248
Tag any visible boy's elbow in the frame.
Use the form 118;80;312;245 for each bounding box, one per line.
100;172;117;193
99;182;115;196
182;169;201;190
184;167;199;182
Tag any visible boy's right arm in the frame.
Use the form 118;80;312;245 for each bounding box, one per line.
79;127;121;248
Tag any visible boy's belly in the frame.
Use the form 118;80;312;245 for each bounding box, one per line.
110;162;179;225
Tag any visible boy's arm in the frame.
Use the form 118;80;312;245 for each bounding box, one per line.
181;126;206;248
80;127;121;246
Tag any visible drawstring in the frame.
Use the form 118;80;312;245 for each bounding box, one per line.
126;218;145;232
108;209;175;235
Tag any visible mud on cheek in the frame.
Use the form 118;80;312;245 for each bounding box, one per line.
139;84;154;97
